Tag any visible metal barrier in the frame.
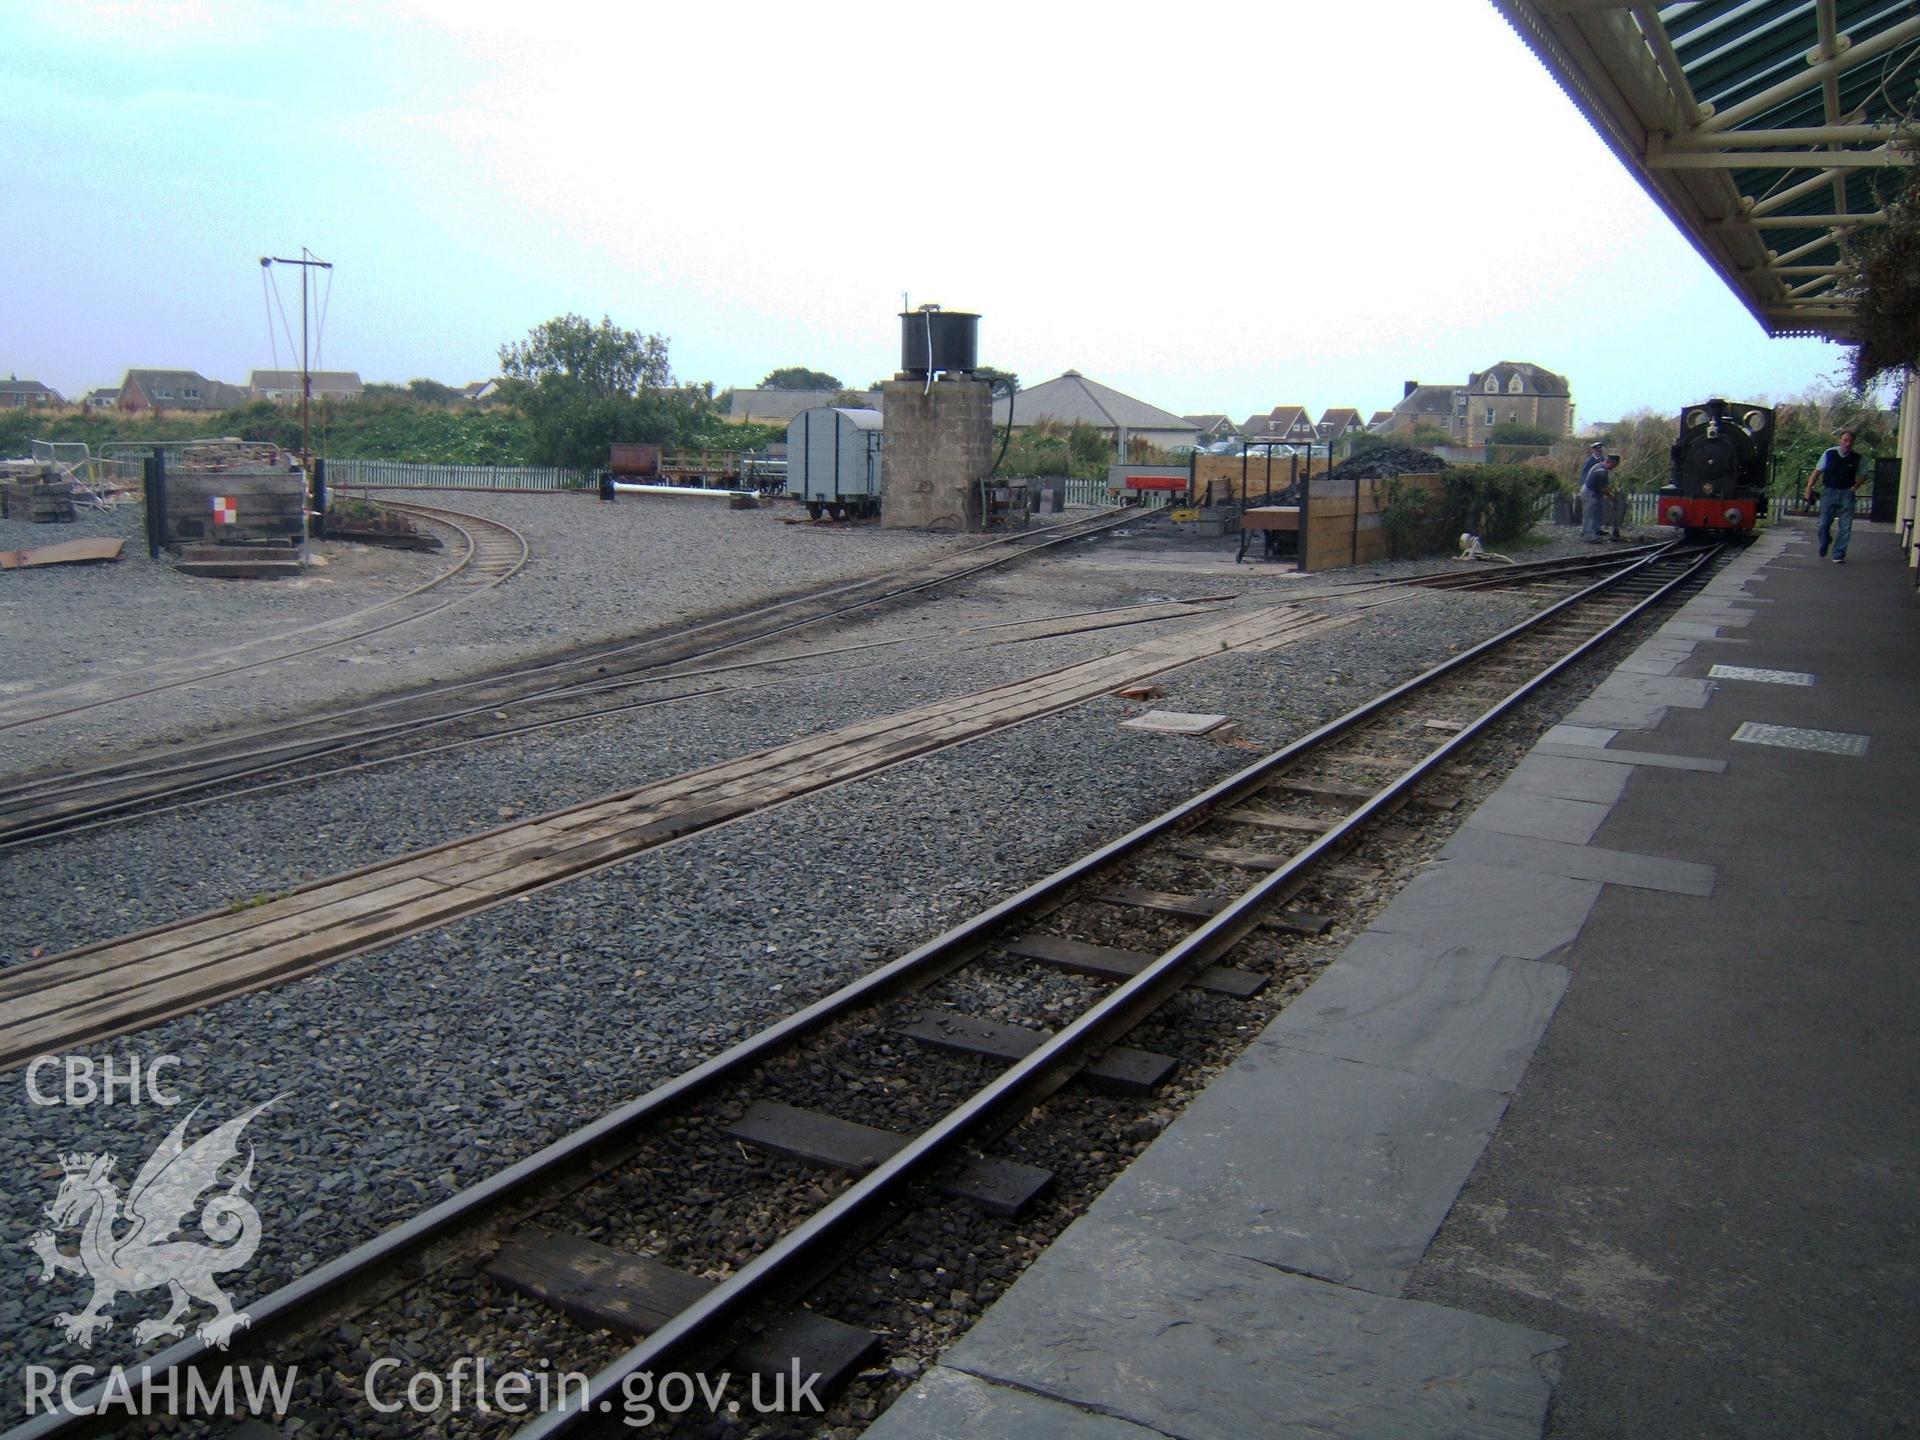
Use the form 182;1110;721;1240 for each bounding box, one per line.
325;458;592;490
1056;475;1167;509
1541;492;1799;526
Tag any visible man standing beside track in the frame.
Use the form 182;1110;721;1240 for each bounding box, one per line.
1578;440;1605;489
1582;454;1619;542
1807;430;1862;563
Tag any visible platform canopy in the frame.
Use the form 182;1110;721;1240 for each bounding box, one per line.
1494;1;1920;341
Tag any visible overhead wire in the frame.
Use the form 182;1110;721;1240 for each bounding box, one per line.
315;263;335;456
260;265;281;371
264;266;299;371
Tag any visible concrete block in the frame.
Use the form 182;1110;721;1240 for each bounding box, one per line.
1265;932;1569;1094
865;1367;1165;1440
1074;1042;1515;1293
1441;827;1716;896
1533;743;1726;772
1502;753;1633;805
1591;673;1713;708
1465;789;1612;845
1540;723;1616;747
1370;859;1603;960
944;1218;1565;1440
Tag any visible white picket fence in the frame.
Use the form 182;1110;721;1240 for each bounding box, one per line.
325;458;592;490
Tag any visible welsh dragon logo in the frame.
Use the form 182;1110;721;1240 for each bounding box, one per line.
30;1098;278;1351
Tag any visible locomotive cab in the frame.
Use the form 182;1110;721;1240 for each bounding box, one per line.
1659;398;1773;536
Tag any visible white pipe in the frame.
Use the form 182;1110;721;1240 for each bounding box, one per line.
611;482;754;500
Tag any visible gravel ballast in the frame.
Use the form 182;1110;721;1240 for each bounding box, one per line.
0;492;1626;1414
0;489;980;778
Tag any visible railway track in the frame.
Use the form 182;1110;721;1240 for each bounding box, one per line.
0;509;1141;849
4;539;1722;1440
1375;539;1676;592
0;501;529;735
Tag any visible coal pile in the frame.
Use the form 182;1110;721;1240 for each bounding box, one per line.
1322;446;1450;482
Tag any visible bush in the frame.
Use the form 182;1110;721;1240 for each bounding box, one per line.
1442;463;1554;544
1376;474;1436;559
996;419;1116;480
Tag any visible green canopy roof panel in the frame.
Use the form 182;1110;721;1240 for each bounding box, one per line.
1495;0;1920;339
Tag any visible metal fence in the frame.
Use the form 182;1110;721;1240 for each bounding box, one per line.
325;458;592;490
1057;476;1168;509
1537;492;1802;525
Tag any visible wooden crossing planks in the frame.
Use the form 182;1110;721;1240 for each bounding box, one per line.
0;603;1342;1068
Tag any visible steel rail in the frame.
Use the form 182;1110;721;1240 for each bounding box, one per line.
0;687;727;852
0;541;1712;1440
0;507;1129;782
0;512;1137;841
0;506;528;734
515;542;1720;1436
1380;542;1670;590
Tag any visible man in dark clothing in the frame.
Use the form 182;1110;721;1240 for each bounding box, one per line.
1582;455;1619;542
1578;440;1605;488
1807;430;1861;562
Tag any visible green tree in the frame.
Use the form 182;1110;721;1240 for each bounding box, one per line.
1769;390;1892;494
1597;410;1679;494
760;366;842;390
499;314;691;471
1841;165;1920;386
502;314;672;397
406;378;464;405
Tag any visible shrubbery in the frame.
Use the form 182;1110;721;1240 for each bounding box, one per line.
1442;463;1556;544
996;419;1116;480
1373;462;1552;558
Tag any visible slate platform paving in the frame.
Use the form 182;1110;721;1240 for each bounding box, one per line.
866;520;1918;1439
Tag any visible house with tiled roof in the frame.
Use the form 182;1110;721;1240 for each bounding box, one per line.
0;377;62;408
1316;407;1364;440
1461;361;1572;442
1240;405;1319;445
117;369;242;413
250;370;363;403
1184;413;1238;442
1375;363;1574;443
993;371;1198;452
1379;382;1465;438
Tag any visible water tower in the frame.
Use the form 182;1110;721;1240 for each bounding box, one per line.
881;306;994;530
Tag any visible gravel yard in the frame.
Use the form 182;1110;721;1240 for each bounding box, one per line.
0;491;1616;1412
0;489;979;777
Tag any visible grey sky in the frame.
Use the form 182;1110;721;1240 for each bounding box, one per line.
1;1;1855;426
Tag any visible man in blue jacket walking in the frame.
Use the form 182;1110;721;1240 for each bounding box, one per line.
1807;431;1862;563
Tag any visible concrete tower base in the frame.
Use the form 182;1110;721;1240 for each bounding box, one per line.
881;376;993;531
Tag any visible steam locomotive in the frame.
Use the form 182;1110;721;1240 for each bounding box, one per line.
1658;398;1774;536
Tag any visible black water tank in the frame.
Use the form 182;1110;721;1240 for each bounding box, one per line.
899;309;979;376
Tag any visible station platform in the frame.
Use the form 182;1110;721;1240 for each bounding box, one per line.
867;518;1919;1439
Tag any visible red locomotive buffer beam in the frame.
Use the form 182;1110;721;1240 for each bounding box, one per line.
1660;495;1759;532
